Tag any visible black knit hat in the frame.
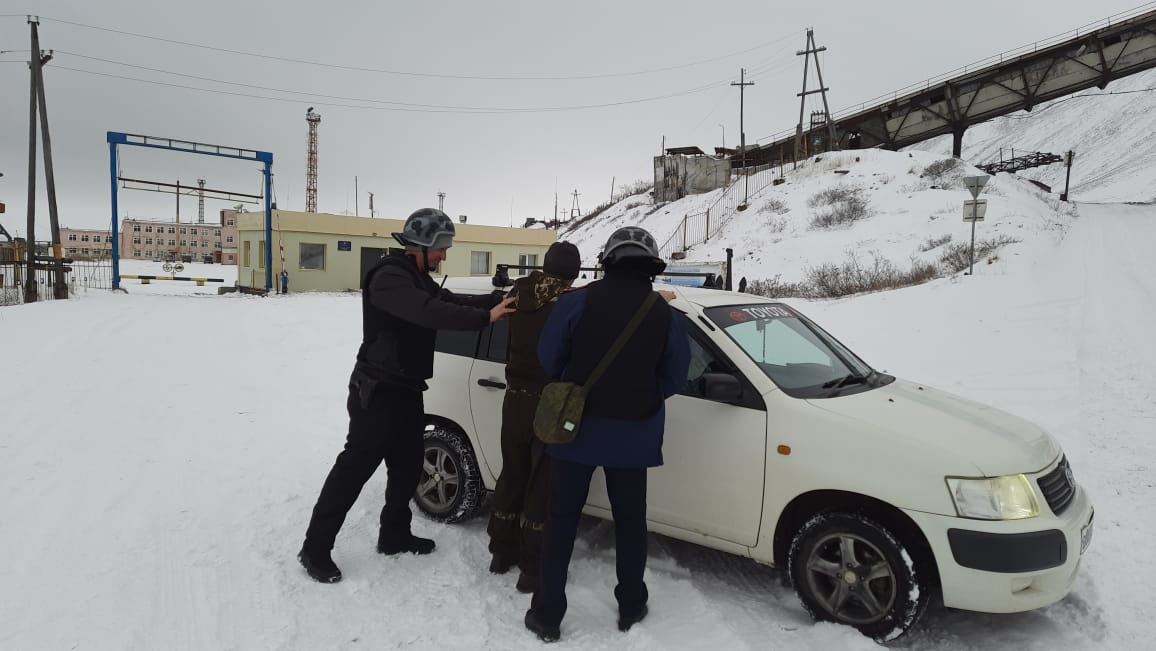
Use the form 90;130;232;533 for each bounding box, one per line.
543;241;581;279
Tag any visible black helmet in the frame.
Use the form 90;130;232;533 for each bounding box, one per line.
392;208;456;249
599;226;665;274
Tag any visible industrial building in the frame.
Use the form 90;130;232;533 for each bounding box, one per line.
236;210;557;292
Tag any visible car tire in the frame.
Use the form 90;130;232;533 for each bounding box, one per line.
788;512;930;642
414;424;486;524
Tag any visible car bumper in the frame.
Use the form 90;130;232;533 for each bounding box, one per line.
903;483;1094;613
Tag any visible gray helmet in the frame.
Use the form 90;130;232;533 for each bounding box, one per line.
599;226;664;272
392;208;456;249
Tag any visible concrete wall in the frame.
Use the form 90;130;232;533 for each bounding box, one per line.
653;154;730;202
236;210;557;292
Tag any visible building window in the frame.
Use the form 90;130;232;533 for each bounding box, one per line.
226;235;234;243
93;235;102;243
81;248;90;255
299;243;325;270
243;241;251;267
68;233;76;241
68;247;78;254
180;240;187;247
518;253;538;275
133;237;141;245
145;238;153;245
215;243;222;249
201;240;208;248
81;234;90;242
168;239;176;246
470;251;491;275
145;250;152;257
134;249;141;257
168;227;175;234
189;228;198;236
258;241;265;269
133;225;141;232
145;225;153;233
179;227;186;235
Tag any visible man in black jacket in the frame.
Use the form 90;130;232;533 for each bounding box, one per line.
299;208;515;583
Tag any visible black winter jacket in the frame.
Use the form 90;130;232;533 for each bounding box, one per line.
354;251;500;391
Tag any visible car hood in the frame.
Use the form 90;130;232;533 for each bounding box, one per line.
806;378;1060;477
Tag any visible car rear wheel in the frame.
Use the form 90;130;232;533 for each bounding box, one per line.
788;512;930;641
414;424;486;524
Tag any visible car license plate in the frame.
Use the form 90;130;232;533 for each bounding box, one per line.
1080;512;1094;554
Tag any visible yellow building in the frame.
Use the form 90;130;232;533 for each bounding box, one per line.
236;210;557;292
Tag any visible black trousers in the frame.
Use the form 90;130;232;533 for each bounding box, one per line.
487;391;550;575
531;458;649;628
303;384;425;552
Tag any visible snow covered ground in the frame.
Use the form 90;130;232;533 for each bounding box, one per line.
910;67;1156;204
562;149;1076;287
1;197;1153;649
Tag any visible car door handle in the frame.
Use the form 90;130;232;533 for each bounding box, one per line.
477;378;507;390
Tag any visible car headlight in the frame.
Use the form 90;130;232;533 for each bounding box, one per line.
946;474;1039;520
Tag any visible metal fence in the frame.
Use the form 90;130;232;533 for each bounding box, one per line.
0;259;114;306
658;162;784;259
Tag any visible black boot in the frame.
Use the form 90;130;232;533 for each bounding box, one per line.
490;553;517;575
524;609;560;643
617;604;649;632
377;532;436;556
516;570;539;594
298;548;342;583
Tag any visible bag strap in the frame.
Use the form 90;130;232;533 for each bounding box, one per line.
585;291;660;390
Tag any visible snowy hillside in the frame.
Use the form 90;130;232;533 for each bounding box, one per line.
910;67;1156;203
563;149;1076;290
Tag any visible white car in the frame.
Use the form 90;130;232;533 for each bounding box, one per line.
417;279;1093;640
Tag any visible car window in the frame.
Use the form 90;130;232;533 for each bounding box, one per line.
683;334;730;398
435;329;479;358
480;319;510;362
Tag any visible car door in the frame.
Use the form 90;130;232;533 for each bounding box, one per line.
468;319;510;478
586;324;767;547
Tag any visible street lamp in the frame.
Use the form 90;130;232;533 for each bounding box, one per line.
718;124;726;150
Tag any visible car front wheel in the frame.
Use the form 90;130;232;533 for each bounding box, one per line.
788;512;931;641
414;424;486;524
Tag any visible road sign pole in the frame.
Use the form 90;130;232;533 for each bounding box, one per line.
969;202;977;275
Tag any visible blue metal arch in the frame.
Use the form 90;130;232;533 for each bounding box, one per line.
107;131;274;290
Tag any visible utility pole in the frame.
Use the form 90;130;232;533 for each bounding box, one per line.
24;18;39;303
24;16;66;301
305;107;321;213
437;191;445;211
368;191;375;218
731;68;754;206
795;29;835;166
354;175;359;216
570;189;582;219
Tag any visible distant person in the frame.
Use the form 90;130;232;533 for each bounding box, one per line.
488;241;582;594
738;276;747;293
298;208;515;583
280;269;289;294
525;226;690;642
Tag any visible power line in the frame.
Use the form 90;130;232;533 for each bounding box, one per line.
31;15;803;81
48;64;743;114
46;48;791;114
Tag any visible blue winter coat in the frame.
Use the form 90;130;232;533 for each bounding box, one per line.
537;289;691;468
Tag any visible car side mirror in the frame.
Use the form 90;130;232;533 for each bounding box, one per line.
702;372;742;402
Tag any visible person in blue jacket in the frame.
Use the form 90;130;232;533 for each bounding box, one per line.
524;226;691;642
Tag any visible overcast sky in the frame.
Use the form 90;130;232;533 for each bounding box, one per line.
0;0;1146;237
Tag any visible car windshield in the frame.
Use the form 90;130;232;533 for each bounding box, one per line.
705;304;882;399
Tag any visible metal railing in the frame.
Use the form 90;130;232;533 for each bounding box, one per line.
0;259;113;306
658;163;783;259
